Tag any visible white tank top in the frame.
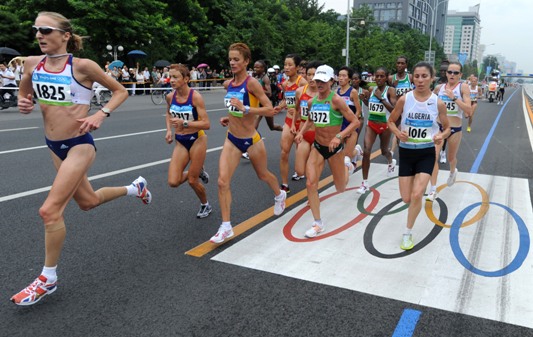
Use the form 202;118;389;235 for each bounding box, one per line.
32;55;93;106
469;85;479;101
400;91;439;147
438;83;463;119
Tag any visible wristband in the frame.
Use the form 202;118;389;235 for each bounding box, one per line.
101;107;111;117
244;105;250;114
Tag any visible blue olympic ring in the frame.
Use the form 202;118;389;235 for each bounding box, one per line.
449;202;530;277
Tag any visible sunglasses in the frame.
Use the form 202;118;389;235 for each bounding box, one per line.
32;26;66;35
447;70;461;75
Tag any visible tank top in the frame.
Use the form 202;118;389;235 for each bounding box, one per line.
336;86;356;113
224;76;259;118
299;85;314;121
393;73;412;97
169;89;198;121
309;91;343;128
438;83;463;119
32;55;93;106
400;92;439;147
368;86;391;123
284;75;302;109
469;85;479;102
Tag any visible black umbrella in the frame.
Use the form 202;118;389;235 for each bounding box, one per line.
0;47;21;56
154;60;171;68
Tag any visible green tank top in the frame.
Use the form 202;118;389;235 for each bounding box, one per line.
310;91;343;127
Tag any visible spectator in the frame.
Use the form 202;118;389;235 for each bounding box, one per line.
151;66;160;87
191;66;199;87
199;67;206;90
121;65;131;95
0;62;17;105
143;67;150;94
206;66;213;90
136;68;145;95
129;67;137;95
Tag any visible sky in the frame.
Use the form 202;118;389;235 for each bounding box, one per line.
319;0;530;73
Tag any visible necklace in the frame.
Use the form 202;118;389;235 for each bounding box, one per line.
46;53;70;58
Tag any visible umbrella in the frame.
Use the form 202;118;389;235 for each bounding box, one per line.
127;50;147;57
0;47;21;56
154;60;171;68
197;63;208;68
109;60;124;70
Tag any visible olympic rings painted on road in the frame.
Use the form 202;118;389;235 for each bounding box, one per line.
364;198;446;258
425;181;490;228
357;176;409;216
449;202;530;277
283;187;379;242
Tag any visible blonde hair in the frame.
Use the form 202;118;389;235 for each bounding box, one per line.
37;11;83;52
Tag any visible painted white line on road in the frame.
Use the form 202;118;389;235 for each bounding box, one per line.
0;129;166;155
0;145;223;203
0;127;39;133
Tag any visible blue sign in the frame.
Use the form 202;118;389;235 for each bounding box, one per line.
458;52;468;66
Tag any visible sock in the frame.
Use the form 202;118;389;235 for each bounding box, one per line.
41;266;57;282
362;180;368;186
314;219;323;227
222;221;232;230
201;202;209;206
430;185;436;192
275;191;285;200
125;184;138;196
404;228;412;236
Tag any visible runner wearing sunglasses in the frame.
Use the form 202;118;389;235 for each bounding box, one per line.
10;12;145;306
426;62;471;201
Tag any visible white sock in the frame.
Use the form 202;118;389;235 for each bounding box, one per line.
125;184;138;196
201;202;209;206
404;228;412;236
275;191;285;200
362;180;368;186
41;266;57;282
314;219;323;227
221;221;232;230
430;185;436;192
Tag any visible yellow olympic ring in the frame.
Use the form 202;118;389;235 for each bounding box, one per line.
425;181;490;228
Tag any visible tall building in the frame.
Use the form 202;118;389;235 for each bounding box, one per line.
444;5;481;63
354;0;448;44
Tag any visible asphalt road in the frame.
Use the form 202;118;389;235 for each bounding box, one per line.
0;87;532;337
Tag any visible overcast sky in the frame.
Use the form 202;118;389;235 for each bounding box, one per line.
319;0;529;73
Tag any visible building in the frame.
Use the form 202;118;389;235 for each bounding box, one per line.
353;0;448;44
443;5;481;64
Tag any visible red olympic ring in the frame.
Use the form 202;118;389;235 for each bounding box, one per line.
283;186;380;242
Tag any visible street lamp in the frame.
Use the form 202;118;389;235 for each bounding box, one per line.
427;0;447;66
344;0;365;66
106;44;124;61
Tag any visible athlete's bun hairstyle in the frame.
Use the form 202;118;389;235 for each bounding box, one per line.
338;66;354;78
37;12;83;53
285;54;302;67
229;42;251;63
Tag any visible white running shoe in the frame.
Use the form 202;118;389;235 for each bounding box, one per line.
439;150;447;164
241;152;250;160
357;183;370;194
291;172;305;181
199;168;209;184
196;204;212;218
387;159;397;177
304;223;324;238
210;225;234;244
447;168;458;186
131;176;152;204
274;190;287;216
425;190;437;202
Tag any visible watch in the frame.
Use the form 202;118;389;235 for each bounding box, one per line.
335;133;342;140
452;96;458;102
244;105;250;114
183;120;189;128
101;107;111;117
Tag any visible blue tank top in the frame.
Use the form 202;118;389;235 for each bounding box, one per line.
224;76;259;117
169;89;198;121
337;86;356;113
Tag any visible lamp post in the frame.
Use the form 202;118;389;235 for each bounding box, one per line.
106;44;124;61
427;0;447;66
344;0;365;66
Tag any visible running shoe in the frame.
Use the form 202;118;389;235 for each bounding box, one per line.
11;275;57;306
131;176;152;204
439;150;447;164
387;159;397;177
355;144;363;162
447;168;458;187
199;168;209;184
210;225;234;244
241;152;250;160
305;222;325;238
280;184;290;194
344;156;356;175
356;183;370;194
197;204;212;219
274;190;287;216
425;190;437;202
291;172;305;181
467;126;471;133
400;234;414;250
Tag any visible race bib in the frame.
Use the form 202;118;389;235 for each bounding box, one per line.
169;104;193;120
310;103;330;126
396;87;409;96
224;92;244;117
285;91;296;108
440;95;458;115
368;97;386;123
405;119;432;143
32;73;72;106
300;100;309;120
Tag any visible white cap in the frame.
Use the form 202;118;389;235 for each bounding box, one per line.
273;65;280;70
267;67;275;73
313;65;335;82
